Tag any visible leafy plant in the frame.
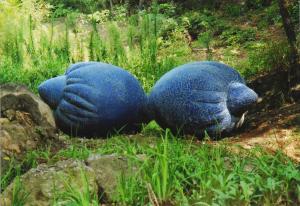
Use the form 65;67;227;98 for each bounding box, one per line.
198;31;213;60
220;27;257;46
224;4;244;17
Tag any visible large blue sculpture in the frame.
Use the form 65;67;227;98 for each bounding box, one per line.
38;62;146;136
148;61;258;137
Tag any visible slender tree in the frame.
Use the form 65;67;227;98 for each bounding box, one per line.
278;0;300;86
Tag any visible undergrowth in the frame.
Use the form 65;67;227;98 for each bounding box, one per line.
3;129;300;205
0;0;296;92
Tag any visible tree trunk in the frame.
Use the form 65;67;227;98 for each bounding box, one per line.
278;0;300;87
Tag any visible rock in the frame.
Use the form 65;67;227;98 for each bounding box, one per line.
0;159;98;206
85;154;138;201
148;61;258;137
1;154;140;205
38;62;147;137
0;84;59;174
1;84;56;127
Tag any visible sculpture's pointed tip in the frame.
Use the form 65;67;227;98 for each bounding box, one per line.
38;75;66;109
227;82;258;114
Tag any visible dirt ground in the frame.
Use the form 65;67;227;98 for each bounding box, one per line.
226;70;300;162
229;102;300;162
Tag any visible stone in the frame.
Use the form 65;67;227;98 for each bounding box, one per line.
38;62;147;137
0;84;59;174
148;61;258;136
0;159;98;206
85;154;138;201
1;84;55;127
1;154;140;205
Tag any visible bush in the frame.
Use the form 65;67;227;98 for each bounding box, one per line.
87;10;110;24
183;11;229;40
245;0;272;10
220;27;257;46
240;40;291;78
260;2;281;26
46;0;106;14
224;4;244;17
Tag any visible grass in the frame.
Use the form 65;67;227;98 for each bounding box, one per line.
1;0;294;92
0;1;191;93
10;176;29;206
52;169;99;206
2;129;299;205
1;1;300;205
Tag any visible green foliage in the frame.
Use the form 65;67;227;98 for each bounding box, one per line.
197;31;213;60
54;145;92;160
111;4;129;21
290;0;300;26
0;1;192;93
240;40;291;78
224;4;244;17
111;132;300;205
2;130;300;205
1;1;300;205
1;159;20;192
11;176;29;206
87;10;110;24
183;10;229;39
50;4;75;18
46;0;106;14
220;27;257;46
245;0;271;10
53;170;99;206
264;2;281;25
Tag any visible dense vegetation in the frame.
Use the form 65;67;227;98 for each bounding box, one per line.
1;0;299;92
0;0;299;205
3;129;300;205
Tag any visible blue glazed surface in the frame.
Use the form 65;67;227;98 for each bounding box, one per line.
38;62;146;136
148;61;258;136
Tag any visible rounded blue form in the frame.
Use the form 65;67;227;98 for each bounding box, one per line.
38;62;146;137
148;61;258;136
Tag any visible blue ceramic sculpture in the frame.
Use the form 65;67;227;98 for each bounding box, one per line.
148;61;258;136
38;62;146;136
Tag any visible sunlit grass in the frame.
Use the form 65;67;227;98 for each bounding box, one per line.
0;0;191;93
2;129;300;205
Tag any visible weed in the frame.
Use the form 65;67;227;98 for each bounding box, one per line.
53;169;99;206
10;176;29;206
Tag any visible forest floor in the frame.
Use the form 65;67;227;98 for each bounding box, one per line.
224;69;300;162
227;101;300;162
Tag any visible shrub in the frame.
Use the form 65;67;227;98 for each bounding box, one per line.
46;0;106;13
87;10;110;24
239;40;291;78
224;4;244;17
220;27;257;46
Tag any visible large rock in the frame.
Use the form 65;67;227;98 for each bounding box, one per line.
1;154;140;205
0;159;98;206
38;62;147;137
85;154;138;201
148;61;258;137
0;84;58;174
